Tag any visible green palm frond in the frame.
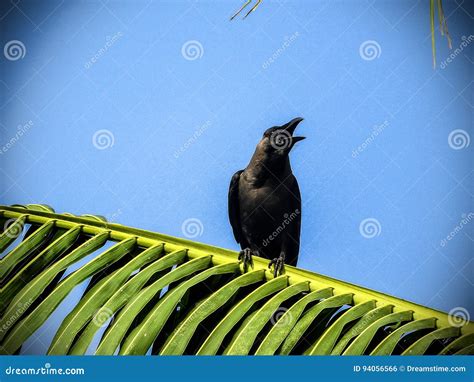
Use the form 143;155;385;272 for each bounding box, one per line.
431;0;452;68
230;0;262;20
424;0;452;69
0;204;472;355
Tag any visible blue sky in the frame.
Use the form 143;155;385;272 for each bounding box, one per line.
1;0;473;354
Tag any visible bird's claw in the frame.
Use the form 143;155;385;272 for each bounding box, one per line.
238;248;254;273
268;256;285;277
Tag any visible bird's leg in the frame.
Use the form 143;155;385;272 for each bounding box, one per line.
243;0;261;19
230;0;252;20
268;252;285;278
238;248;254;273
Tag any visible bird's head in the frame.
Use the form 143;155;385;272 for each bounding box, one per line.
257;117;305;159
246;117;305;177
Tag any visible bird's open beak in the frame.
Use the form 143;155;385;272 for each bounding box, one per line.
291;136;306;144
282;117;304;135
282;117;305;145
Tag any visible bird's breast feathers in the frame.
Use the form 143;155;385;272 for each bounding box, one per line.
238;178;299;221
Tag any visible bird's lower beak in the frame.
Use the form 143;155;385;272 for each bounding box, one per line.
291;136;306;144
282;117;304;135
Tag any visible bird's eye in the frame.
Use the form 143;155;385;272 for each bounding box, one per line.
263;129;273;137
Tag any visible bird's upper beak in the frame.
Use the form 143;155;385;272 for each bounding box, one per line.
282;117;304;134
282;117;305;144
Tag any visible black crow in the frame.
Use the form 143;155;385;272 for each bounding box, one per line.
228;117;305;277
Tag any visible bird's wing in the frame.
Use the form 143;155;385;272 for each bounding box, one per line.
285;175;302;266
228;170;244;244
